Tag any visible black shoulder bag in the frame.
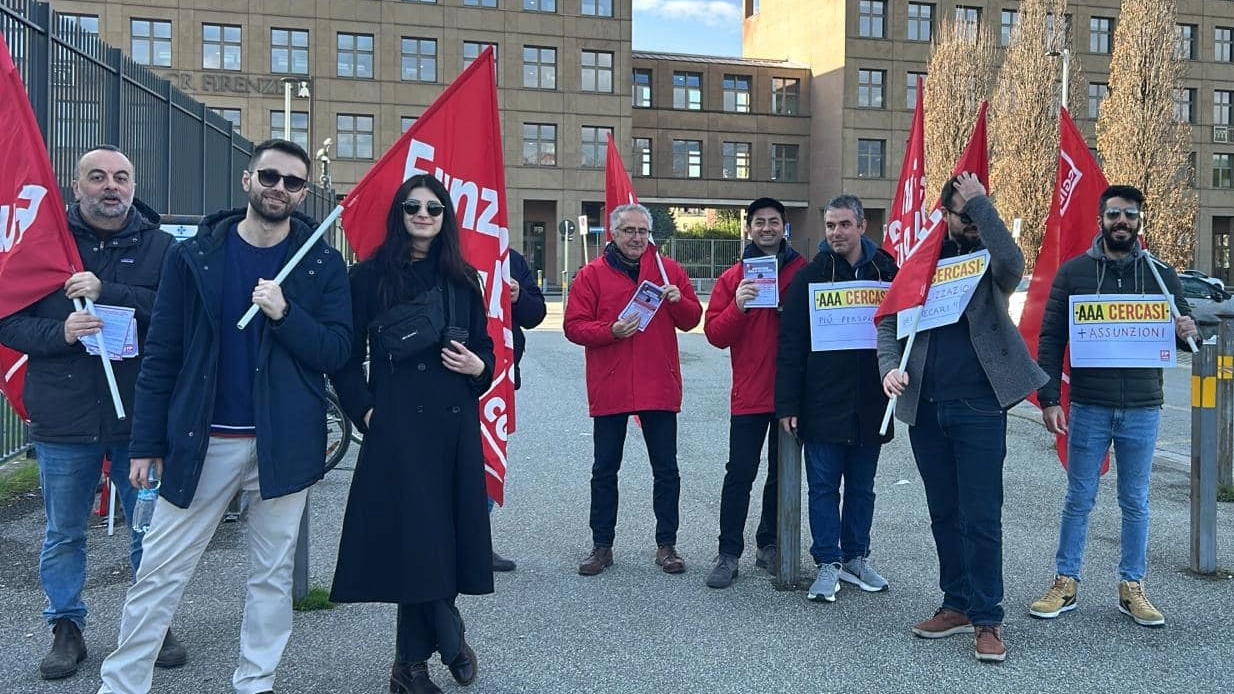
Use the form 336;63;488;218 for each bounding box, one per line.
371;281;466;362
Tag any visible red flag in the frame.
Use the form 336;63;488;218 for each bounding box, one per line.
1019;107;1111;472
604;133;638;242
0;32;83;421
883;76;927;265
339;48;515;504
876;101;989;322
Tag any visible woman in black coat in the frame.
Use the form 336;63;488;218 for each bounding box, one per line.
329;173;495;694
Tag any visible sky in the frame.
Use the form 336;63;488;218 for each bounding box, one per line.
631;0;743;57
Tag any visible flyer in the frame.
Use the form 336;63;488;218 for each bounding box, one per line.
1068;294;1175;368
619;280;665;331
808;280;890;351
742;255;779;308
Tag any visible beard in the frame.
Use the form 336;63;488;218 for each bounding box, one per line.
949;228;982;254
1101;223;1137;253
249;188;294;223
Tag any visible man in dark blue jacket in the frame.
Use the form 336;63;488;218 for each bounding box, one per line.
98;139;351;694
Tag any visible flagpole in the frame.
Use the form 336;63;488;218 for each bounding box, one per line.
237;204;344;330
1141;249;1199;353
880;307;924;435
74;298;125;420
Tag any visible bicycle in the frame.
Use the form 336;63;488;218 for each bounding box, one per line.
325;384;353;472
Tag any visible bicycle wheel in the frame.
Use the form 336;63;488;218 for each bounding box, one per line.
325;392;351;471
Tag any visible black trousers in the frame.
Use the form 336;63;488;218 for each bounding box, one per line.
590;411;680;547
716;412;779;557
396;597;464;664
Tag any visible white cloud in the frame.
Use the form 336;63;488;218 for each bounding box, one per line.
633;0;743;29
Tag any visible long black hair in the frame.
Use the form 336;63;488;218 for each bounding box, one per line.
371;174;482;307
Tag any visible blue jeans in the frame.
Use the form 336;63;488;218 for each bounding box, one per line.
35;441;140;627
1056;403;1159;582
908;396;1007;626
803;442;880;565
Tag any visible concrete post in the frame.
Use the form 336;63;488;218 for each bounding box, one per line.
774;428;803;589
292;489;311;601
1190;336;1219;574
1217;314;1234;489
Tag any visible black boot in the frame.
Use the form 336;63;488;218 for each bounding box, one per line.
155;627;187;668
447;640;478;686
390;661;443;694
38;618;86;680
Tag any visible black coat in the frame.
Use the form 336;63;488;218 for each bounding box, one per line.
509;248;546;389
329;257;495;604
0;201;174;443
776;237;897;445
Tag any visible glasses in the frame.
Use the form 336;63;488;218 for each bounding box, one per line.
616;226;651;237
947;208;973;224
402;200;445;217
1103;206;1141;221
249;169;307;193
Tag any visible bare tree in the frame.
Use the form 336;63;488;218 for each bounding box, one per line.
924;17;997;201
1096;0;1196;270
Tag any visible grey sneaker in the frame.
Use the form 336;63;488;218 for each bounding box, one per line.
705;554;739;589
807;562;841;603
755;545;778;573
839;556;889;592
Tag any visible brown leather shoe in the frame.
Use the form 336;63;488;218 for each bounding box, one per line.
578;546;613;576
911;607;975;639
655;544;686;574
447;640;477;686
974;625;1007;663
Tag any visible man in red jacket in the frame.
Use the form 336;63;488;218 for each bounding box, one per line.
564;203;702;576
702;197;805;589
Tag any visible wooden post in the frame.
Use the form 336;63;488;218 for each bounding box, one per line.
1190;335;1218;574
774;428;803;590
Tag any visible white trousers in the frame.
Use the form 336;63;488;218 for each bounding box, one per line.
98;437;308;694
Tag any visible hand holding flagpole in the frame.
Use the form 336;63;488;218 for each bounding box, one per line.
1141;248;1199;353
236;205;344;330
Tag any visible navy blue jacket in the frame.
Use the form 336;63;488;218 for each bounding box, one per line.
509;249;546;389
129;208;352;507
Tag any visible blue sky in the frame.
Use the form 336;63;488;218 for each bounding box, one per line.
631;0;743;57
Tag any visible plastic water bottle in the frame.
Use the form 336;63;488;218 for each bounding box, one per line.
131;467;161;534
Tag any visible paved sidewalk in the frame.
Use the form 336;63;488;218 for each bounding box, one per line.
0;321;1231;693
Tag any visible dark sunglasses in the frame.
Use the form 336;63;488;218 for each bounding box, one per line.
1103;206;1140;221
402;200;445;217
948;208;973;224
250;168;307;192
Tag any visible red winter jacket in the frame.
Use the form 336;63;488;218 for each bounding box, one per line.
704;244;806;414
564;248;702;417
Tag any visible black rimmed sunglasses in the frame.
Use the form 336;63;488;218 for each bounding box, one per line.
402;200;445;217
947;208;973;224
250;168;308;192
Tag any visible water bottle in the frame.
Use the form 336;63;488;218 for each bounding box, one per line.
131;467;161;534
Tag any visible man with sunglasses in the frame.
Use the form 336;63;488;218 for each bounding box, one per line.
98;139;352;694
1029;185;1196;629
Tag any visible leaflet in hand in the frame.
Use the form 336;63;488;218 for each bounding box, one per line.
80;304;139;360
619;280;665;332
742;255;778;308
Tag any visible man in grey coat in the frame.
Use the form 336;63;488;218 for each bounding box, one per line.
878;172;1048;664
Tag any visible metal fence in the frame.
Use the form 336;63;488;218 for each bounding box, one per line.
660;238;743;292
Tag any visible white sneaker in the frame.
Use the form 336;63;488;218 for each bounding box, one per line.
807;562;841;602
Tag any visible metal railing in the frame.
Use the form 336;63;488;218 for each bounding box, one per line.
0;401;29;461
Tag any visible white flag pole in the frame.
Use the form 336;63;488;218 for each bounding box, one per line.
879;306;924;436
1141;249;1198;353
237;204;344;330
74;297;125;419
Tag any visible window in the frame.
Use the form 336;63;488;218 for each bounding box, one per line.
672;139;702;178
1090;17;1114;54
771;77;800;115
633;137;652;176
721;142;751;179
907;3;933;42
60;14;99;34
523;0;555;11
771;144;798;181
1175;88;1196;124
1218;27;1233;63
401;116;418;133
857;69;885;108
582;0;612;17
522;46;556;89
857;139;884;178
463;42;497;77
522;123;556;166
581;50;613;93
722;74;751;113
271;28;308;75
1175;24;1197;61
999;10;1019;47
673;72;702;110
1088;83;1108;119
1216;90;1232;127
1214;153;1233;189
1046;12;1071;51
337;33;374;79
400;38;437;82
858;1;884;39
270;110;309;150
203;24;241;71
336;114;374;159
906;72;926;107
463;0;497;6
633;69;652;108
132;19;171;67
955;6;980;41
581;126;611;168
213;108;241;134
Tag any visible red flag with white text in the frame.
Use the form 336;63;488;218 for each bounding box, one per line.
0;32;83;421
875;101;989;322
1019;107;1111;472
339;48;514;504
604;133;638;242
883;76;927;265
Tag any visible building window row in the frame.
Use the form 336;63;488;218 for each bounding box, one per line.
624;138;799;181
634;70;800;115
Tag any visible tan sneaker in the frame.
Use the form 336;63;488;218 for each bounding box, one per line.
1029;575;1078;619
1118;580;1165;626
911;607;974;639
974;625;1007;663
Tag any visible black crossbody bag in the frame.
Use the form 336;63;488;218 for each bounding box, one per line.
371;282;465;362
